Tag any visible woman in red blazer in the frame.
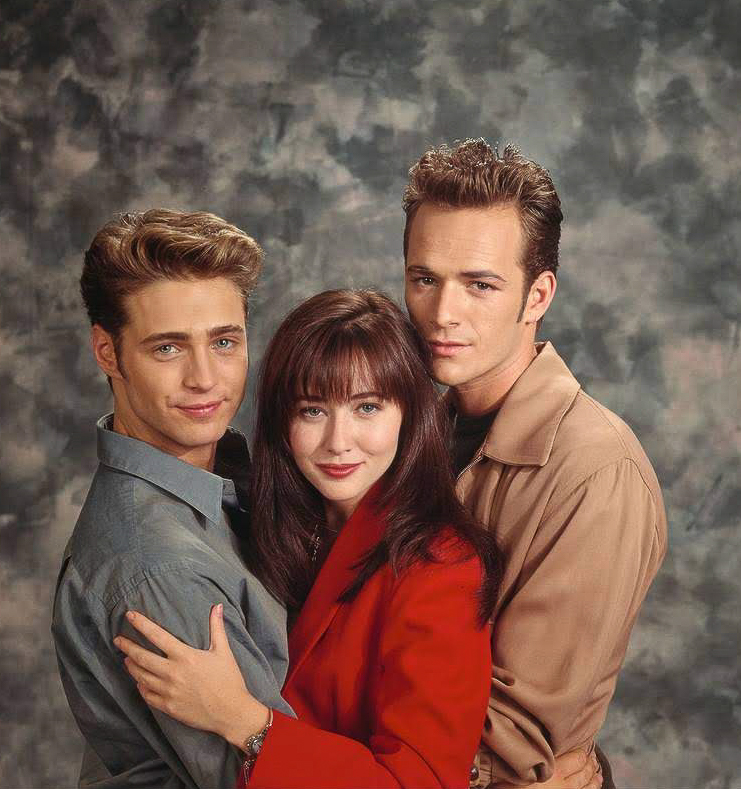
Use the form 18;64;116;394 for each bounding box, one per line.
115;291;596;789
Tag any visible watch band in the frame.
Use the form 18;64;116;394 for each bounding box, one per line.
242;709;273;783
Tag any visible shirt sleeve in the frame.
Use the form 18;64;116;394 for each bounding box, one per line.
53;562;292;789
242;552;492;789
114;567;294;789
481;458;666;785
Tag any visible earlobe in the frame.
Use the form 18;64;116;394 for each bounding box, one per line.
91;325;123;380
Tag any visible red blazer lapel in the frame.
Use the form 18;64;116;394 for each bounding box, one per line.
286;489;386;684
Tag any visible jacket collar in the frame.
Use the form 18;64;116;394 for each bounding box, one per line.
95;414;249;525
480;342;580;467
286;486;386;683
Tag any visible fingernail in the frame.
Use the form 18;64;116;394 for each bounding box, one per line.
217;603;223;617
113;637;120;647
126;611;135;621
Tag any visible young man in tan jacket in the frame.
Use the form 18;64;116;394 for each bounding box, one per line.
403;140;667;789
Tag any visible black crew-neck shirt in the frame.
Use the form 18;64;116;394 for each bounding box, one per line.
452;409;498;476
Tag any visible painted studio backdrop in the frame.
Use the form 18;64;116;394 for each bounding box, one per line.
1;2;740;787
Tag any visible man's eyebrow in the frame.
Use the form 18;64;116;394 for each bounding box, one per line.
208;324;245;338
140;331;190;344
406;265;434;274
460;270;507;283
140;325;245;345
406;264;507;283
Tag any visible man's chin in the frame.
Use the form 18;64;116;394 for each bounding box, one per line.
430;362;466;388
166;420;231;451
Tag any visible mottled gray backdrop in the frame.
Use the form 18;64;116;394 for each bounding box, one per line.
1;1;740;787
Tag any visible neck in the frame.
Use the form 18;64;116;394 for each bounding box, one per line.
453;341;537;416
112;411;217;472
323;500;353;531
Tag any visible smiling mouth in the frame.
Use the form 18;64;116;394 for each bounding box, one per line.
316;463;363;479
428;341;469;358
176;401;223;419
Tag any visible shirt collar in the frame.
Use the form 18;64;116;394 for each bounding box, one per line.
95;414;249;524
480;341;581;467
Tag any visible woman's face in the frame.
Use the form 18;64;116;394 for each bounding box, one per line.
288;383;403;527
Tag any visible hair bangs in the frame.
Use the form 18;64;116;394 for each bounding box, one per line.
287;324;409;408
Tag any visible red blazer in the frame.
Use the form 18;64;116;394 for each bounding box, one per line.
238;493;491;789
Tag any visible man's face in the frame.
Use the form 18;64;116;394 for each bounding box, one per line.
105;277;248;467
404;203;535;395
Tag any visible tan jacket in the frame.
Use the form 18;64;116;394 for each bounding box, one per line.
458;343;667;787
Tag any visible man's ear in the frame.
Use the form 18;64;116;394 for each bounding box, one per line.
91;325;124;380
523;271;557;325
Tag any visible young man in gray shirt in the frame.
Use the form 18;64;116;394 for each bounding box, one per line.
52;210;292;788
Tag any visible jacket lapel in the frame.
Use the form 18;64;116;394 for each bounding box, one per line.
286;489;386;684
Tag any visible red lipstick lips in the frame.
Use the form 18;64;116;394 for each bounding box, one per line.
316;463;362;479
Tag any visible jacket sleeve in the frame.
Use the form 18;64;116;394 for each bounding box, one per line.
242;551;492;789
481;458;666;785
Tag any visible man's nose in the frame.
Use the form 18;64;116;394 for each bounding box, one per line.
183;347;217;391
430;283;460;328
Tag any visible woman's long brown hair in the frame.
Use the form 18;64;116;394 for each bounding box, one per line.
245;289;502;624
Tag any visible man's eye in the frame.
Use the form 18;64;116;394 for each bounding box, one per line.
415;276;435;285
472;281;493;291
214;338;235;349
155;344;177;355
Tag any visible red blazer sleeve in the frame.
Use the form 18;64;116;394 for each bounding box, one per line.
239;550;491;789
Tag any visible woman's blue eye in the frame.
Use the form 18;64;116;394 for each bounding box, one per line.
301;407;323;417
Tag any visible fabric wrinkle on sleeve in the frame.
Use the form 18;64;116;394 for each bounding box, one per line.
53;561;195;788
482;458;663;785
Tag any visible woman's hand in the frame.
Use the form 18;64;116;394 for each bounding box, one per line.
114;604;270;749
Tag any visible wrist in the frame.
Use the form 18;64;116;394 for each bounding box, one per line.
221;689;270;751
240;708;273;784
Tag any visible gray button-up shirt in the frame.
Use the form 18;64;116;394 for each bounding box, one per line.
52;416;293;789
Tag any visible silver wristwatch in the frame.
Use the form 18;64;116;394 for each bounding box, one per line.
242;709;274;782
